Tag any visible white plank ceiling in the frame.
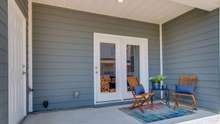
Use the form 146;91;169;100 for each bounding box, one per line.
33;0;220;24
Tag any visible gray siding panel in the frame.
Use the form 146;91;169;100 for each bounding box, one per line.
163;9;220;112
33;3;160;111
0;0;8;124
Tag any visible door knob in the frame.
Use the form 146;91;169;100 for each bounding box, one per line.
22;71;27;75
95;66;99;73
22;64;26;75
28;86;34;92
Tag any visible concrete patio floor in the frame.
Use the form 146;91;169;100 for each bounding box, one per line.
22;104;217;124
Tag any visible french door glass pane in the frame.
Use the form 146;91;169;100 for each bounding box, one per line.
127;45;140;91
100;43;116;93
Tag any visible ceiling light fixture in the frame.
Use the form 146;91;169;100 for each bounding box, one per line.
118;0;124;3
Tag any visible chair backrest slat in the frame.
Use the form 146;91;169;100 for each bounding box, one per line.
127;76;139;90
178;74;198;86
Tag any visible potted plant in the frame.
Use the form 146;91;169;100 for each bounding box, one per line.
150;75;167;89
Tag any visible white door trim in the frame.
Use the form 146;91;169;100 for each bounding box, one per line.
93;33;149;104
28;0;33;112
8;0;27;123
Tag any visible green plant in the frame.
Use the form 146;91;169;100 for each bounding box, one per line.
150;75;166;84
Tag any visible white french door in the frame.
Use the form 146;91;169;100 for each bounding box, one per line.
94;34;121;103
121;38;149;100
94;33;148;104
8;0;27;123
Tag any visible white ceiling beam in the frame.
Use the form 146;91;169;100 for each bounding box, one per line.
169;0;220;11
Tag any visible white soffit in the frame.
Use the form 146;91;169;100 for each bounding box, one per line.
32;0;193;24
170;0;220;11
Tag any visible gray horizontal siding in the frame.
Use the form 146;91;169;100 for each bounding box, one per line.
0;0;8;124
33;3;160;111
163;9;220;112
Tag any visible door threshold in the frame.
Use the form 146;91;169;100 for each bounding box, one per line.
94;100;132;108
95;99;123;105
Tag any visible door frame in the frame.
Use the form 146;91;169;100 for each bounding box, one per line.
93;33;149;105
28;0;33;112
8;0;27;123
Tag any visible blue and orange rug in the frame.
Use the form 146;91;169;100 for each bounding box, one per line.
119;103;194;123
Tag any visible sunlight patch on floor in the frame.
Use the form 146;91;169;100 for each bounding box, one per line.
178;114;220;124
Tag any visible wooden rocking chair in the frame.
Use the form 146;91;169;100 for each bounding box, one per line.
127;76;154;112
173;74;198;110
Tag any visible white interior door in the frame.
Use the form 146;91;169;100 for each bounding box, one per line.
8;0;27;123
94;33;148;104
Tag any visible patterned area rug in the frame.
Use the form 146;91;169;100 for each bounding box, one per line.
119;103;194;123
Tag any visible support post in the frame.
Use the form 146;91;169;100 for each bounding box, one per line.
160;24;164;99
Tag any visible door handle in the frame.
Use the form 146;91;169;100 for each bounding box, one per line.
27;86;34;92
22;71;27;75
95;66;99;74
22;65;26;75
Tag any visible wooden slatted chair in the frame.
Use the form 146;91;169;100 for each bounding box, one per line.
173;74;198;110
127;76;154;112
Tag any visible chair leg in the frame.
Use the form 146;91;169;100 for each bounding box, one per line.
173;95;176;109
143;96;150;105
130;95;153;113
130;98;147;113
173;94;180;110
130;99;142;109
191;95;197;110
173;93;198;110
130;100;137;109
139;98;146;113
